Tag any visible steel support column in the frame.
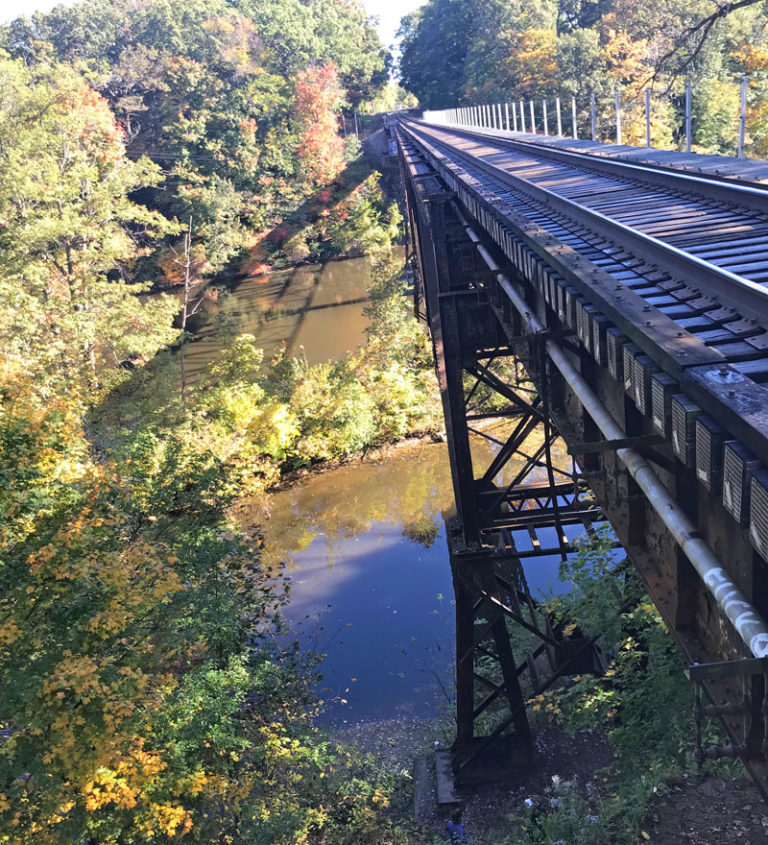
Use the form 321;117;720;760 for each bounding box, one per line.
398;124;606;783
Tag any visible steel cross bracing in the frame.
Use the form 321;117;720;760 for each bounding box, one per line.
398;127;608;781
397;115;768;798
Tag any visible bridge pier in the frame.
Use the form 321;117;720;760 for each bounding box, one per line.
449;528;533;780
399;131;605;784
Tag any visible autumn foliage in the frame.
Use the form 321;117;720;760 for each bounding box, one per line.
294;63;346;187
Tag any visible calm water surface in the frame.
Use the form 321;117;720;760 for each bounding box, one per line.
184;256;376;381
240;432;582;724
208;255;583;723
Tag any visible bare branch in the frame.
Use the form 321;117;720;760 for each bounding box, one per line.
644;0;763;91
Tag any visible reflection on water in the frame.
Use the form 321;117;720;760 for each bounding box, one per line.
195;255;587;723
239;441;456;723
241;431;580;724
183;256;377;382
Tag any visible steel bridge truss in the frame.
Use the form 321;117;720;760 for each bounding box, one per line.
400;136;607;781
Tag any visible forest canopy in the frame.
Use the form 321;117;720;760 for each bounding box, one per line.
398;0;768;155
0;0;389;288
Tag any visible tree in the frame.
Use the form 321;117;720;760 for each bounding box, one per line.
397;0;474;108
294;63;346;187
0;56;178;399
0;0;389;283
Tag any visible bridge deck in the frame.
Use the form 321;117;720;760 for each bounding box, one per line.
457;128;768;186
398;117;768;796
403;120;768;467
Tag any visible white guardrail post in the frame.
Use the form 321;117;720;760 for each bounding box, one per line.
426;79;750;159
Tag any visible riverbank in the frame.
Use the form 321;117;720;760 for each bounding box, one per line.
265;429;445;494
333;714;614;844
334;713;768;844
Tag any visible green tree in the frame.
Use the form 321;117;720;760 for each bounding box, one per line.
0;55;178;399
397;0;474;109
1;0;389;278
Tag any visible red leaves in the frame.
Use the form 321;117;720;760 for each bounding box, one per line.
293;63;346;187
67;82;126;169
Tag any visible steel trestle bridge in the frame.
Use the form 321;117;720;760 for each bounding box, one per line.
395;114;768;796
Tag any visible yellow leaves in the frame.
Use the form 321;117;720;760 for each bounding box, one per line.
83;742;169;819
505;28;558;97
187;770;209;797
148;801;193;838
370;789;389;807
601;28;648;87
0;620;21;648
732;43;768;74
84;767;139;812
0;793;10;812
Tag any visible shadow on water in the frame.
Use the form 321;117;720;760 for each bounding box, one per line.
181;255;378;382
93;254;383;436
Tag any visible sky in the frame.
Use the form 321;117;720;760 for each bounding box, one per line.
0;0;424;50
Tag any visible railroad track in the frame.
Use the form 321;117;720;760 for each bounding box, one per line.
399;119;768;471
404;120;768;320
397;116;768;797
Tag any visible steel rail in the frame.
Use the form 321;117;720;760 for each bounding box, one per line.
450;202;768;661
404;121;768;325
419;119;768;212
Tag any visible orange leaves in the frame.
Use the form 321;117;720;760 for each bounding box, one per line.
732;43;768;73
512;28;559;96
293;64;346;187
295;63;344;122
0;620;21;649
156;239;209;288
63;79;127;170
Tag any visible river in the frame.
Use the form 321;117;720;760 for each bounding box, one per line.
194;255;581;725
239;434;584;725
182;257;373;382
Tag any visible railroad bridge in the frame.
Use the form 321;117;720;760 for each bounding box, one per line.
394;115;768;797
